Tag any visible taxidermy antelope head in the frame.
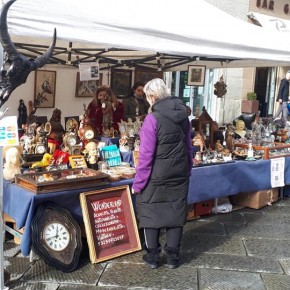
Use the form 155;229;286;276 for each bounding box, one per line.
0;0;56;108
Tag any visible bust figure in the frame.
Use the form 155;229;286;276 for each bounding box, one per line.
3;147;21;181
234;119;246;139
85;141;98;165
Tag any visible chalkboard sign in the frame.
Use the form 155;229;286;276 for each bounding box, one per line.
80;185;141;263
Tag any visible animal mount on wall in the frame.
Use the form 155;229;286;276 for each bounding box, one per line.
0;0;56;109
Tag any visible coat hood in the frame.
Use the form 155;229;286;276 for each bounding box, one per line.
152;96;188;124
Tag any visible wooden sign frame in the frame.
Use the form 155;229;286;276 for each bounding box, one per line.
80;185;141;263
69;155;87;168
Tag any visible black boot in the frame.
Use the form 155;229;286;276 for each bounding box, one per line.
165;246;180;269
142;247;160;269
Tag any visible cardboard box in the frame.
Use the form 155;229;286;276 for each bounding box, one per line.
229;188;279;209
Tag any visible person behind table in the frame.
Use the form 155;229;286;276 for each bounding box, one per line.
234;119;247;139
132;78;193;269
123;82;150;121
107;87;124;131
87;86;109;135
273;70;290;125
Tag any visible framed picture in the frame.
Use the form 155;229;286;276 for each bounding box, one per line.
187;65;206;86
80;185;141;263
75;72;102;98
135;69;163;85
111;69;132;98
69;155;87;168
64;116;79;132
34;70;56;108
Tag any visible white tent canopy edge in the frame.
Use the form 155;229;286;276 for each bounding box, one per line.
4;0;290;69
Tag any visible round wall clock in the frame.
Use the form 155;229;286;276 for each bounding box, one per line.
31;203;82;272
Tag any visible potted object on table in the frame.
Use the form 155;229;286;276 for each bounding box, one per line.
241;92;259;113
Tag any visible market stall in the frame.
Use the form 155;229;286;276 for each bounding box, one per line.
4;157;290;257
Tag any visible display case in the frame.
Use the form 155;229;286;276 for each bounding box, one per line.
15;168;110;194
234;141;290;159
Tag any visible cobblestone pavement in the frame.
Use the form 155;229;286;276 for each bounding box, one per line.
4;197;290;290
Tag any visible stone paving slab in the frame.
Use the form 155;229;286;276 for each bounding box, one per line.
58;285;128;289
183;220;226;236
260;204;290;215
6;281;59;290
261;273;290;290
181;234;246;256
4;240;21;258
198;268;265;290
244;238;290;258
99;262;198;290
20;258;103;285
182;251;284;274
243;212;290;225
198;212;247;225
279;258;290;275
4;257;32;282
225;223;290;238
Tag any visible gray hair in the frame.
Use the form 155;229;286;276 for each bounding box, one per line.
143;78;169;99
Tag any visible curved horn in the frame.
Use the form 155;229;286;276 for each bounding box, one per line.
34;28;57;69
0;0;19;60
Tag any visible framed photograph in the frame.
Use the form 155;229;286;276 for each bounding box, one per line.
187;65;206;86
111;69;132;98
135;69;163;85
75;72;102;98
80;185;141;263
34;70;56;108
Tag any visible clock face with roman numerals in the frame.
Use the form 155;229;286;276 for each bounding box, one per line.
31;203;82;272
43;222;70;251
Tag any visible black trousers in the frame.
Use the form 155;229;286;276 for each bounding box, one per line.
143;226;183;249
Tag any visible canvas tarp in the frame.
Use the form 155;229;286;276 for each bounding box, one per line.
3;0;290;69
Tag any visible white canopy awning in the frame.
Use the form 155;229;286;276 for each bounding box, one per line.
4;0;290;69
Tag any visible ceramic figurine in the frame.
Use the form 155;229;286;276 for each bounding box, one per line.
3;147;21;181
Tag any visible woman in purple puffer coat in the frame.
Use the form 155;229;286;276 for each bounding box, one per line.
132;78;192;269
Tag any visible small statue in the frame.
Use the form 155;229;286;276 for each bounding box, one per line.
85;141;99;166
3;147;21;181
17;99;27;129
225;124;235;151
234;119;247;139
31;153;53;169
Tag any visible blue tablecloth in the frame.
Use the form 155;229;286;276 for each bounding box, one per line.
4;157;290;256
3;179;134;256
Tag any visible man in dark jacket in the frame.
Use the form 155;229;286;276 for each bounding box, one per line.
273;70;290;124
133;78;192;269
